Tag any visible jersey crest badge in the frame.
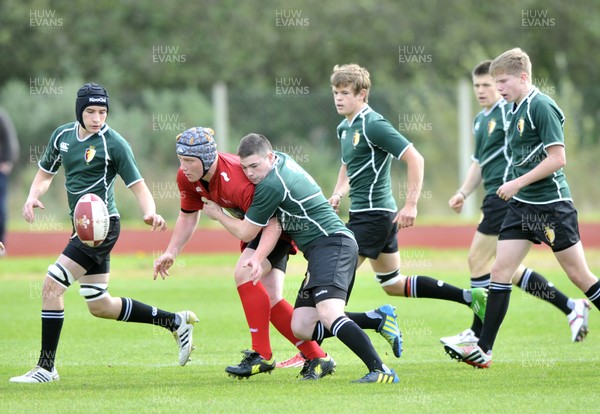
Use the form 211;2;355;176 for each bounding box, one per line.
517;118;525;137
352;130;360;147
543;225;555;247
84;146;96;164
221;172;230;182
487;119;496;135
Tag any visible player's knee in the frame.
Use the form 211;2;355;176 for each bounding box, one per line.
233;265;252;285
263;282;284;306
375;269;404;295
86;299;111;318
291;311;317;340
381;284;401;296
291;319;311;340
79;282;109;303
47;263;75;289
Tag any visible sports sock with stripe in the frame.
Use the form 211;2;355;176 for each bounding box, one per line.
330;316;383;372
478;282;512;353
585;280;600;310
345;310;382;330
469;274;490;336
517;268;571;315
38;309;64;371
117;298;178;331
311;308;386;342
405;275;467;304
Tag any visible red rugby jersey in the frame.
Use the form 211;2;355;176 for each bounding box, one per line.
177;152;254;216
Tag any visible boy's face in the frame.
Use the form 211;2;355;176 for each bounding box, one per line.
332;84;367;120
178;155;204;182
81;105;107;133
494;71;527;104
240;152;274;185
473;74;500;109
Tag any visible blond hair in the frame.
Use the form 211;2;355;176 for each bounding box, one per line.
330;63;371;102
490;48;532;80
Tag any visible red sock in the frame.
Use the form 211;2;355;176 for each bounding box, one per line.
237;281;272;359
270;299;326;359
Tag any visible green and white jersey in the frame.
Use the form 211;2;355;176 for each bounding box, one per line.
505;87;571;204
337;105;412;212
38;122;143;216
472;99;512;196
245;152;353;251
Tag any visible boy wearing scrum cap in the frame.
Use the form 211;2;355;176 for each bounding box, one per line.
10;83;198;383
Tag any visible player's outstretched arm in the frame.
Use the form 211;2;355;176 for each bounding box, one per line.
22;169;54;223
153;211;200;280
129;181;167;231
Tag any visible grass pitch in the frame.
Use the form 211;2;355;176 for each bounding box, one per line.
1;249;599;413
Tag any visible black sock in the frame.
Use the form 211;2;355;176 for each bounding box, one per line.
330;316;383;372
38;310;64;371
585;280;600;310
405;275;466;304
345;311;381;330
470;274;490;336
312;310;383;343
478;282;511;353
117;298;178;331
517;268;571;315
311;321;333;343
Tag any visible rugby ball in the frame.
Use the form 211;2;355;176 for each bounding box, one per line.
73;194;110;247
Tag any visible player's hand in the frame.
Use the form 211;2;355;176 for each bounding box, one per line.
201;198;223;220
0;161;13;175
328;194;341;214
153;252;175;280
22;198;44;223
144;214;167;231
393;205;417;228
448;193;464;213
243;255;264;285
0;241;5;253
497;180;520;201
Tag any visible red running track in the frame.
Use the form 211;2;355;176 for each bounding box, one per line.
5;224;600;257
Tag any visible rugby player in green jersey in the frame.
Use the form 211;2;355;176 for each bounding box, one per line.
10;83;198;383
154;127;333;380
441;60;589;347
328;64;487;329
445;48;600;368
203;133;400;383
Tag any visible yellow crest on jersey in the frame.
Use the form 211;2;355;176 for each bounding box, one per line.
84;146;96;164
352;130;360;147
544;226;555;246
487;119;496;135
517;118;525;136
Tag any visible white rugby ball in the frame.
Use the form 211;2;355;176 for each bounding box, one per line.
73;193;110;247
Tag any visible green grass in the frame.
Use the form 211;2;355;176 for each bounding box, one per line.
1;249;599;414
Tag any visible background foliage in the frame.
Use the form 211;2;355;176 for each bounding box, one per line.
1;0;599;223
